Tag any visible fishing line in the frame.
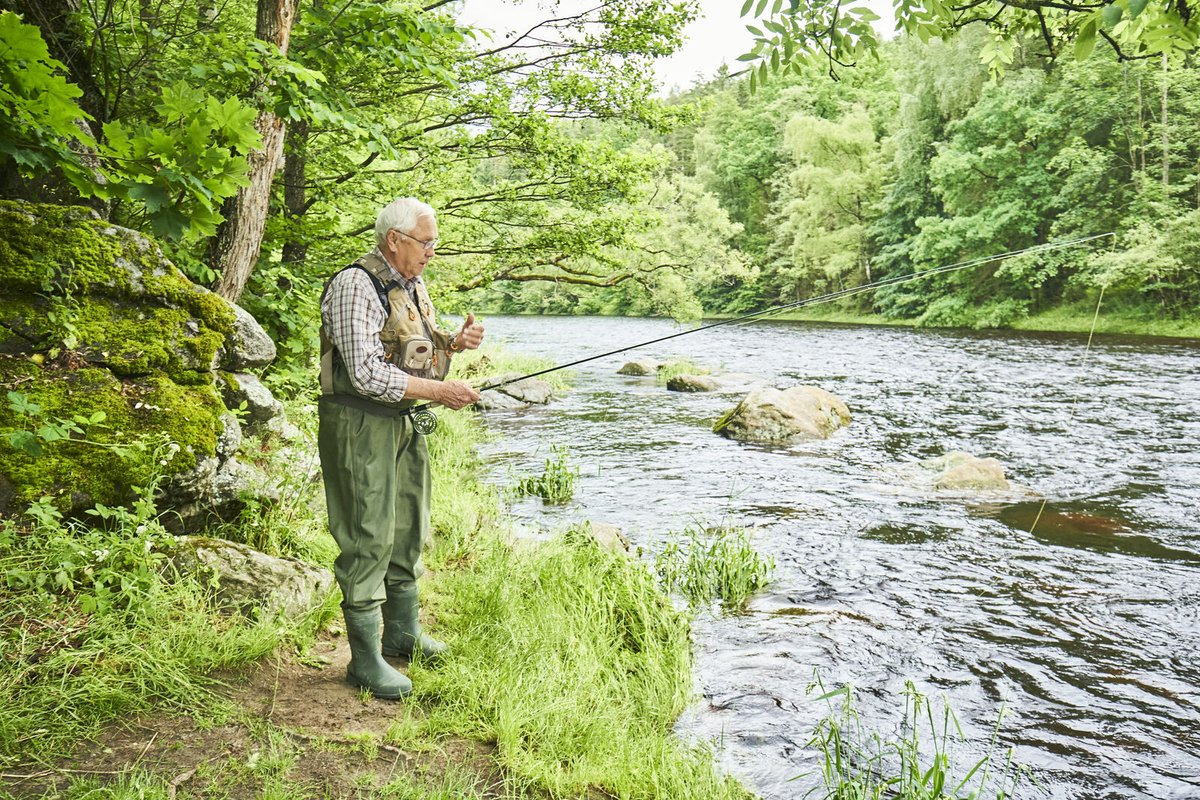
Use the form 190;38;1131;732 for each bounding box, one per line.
407;232;1114;434
1026;281;1108;537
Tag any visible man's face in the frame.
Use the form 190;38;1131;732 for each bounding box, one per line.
383;215;438;278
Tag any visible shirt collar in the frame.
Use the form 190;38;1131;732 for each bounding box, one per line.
372;247;420;292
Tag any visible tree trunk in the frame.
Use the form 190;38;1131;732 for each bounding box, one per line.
208;0;299;303
1160;53;1169;191
280;119;310;273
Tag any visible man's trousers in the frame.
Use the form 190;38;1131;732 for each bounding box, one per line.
317;401;430;612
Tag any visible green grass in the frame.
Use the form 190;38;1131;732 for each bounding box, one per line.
0;512;312;768
654;523;775;612
719;301;1200;339
513;445;580;504
452;345;573;393
413;518;751;799
1011;303;1200;338
805;679;1027;799
655;358;710;384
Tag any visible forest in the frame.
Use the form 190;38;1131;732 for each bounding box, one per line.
3;0;1198;400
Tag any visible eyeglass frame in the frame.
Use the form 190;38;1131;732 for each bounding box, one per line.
391;228;439;251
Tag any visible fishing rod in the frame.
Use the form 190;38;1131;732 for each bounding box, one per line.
407;232;1114;434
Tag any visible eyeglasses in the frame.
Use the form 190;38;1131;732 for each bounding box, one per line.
392;229;439;251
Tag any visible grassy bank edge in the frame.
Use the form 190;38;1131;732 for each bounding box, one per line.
477;307;1200;340
0;348;753;799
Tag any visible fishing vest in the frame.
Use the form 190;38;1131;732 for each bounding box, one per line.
319;251;452;410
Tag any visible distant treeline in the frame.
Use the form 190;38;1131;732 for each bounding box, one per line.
480;33;1200;329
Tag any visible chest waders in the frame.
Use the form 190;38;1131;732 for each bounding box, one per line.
317;251;451;700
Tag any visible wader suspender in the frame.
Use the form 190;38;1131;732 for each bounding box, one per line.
319;264;393;397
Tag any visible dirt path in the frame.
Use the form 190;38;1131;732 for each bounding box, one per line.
3;633;504;799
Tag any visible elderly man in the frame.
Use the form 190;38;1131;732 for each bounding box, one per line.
318;197;483;699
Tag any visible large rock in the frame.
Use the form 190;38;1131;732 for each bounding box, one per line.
667;372;765;393
221;303;277;370
168;536;334;620
586;521;631;553
220;371;284;427
920;451;1010;490
666;374;720;393
0;201;278;524
617;359;660;376
714;386;851;444
474;372;554;410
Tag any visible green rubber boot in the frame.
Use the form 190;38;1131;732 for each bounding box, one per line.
344;608;412;699
382;585;447;662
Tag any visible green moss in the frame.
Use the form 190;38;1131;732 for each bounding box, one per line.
0;200;235;347
0;358;224;514
0;203;127;293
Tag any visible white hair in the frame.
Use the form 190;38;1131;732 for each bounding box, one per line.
375;197;436;247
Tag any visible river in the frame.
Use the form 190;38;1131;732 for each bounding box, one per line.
471;314;1200;799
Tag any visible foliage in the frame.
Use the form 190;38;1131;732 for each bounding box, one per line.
654;523;775;612
739;0;1199;88
101;83;261;240
0;12;96;191
805;679;1027;799
514;445;581;505
656;358;710;384
0;475;300;764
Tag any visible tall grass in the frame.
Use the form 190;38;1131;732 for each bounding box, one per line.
655;523;775;612
0;506;311;767
804;679;1027;799
513;445;580;504
409;519;751;799
655;358;709;384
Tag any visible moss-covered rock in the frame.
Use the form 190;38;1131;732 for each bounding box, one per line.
0;201;282;526
0;358;224;514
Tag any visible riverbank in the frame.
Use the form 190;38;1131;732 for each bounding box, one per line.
738;303;1200;340
0;352;750;799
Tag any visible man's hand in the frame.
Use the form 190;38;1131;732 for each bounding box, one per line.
438;380;480;410
456;313;485;350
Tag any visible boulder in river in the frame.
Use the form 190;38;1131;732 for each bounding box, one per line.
667;372;765;393
475;372;554;410
666;374;719;393
714;386;851;444
920;451;1010;490
617;359;660;376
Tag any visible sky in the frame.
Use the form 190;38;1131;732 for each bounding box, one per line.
459;0;897;95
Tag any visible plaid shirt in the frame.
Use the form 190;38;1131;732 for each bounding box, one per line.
321;251;431;403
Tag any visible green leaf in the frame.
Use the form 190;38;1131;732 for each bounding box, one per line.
740;0;754;16
1074;19;1098;59
4;430;41;456
1102;3;1123;27
1128;0;1149;17
127;183;172;213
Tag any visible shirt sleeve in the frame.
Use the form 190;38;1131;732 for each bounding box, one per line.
321;268;410;402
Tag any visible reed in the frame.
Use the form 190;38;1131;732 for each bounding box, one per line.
655;523;775;612
513;445;580;504
804;678;1027;799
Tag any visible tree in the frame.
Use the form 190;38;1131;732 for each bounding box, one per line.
207;0;298;303
738;0;1199;87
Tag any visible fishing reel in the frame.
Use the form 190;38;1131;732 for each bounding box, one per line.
412;408;438;435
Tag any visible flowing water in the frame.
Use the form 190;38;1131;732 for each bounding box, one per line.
470;315;1200;799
